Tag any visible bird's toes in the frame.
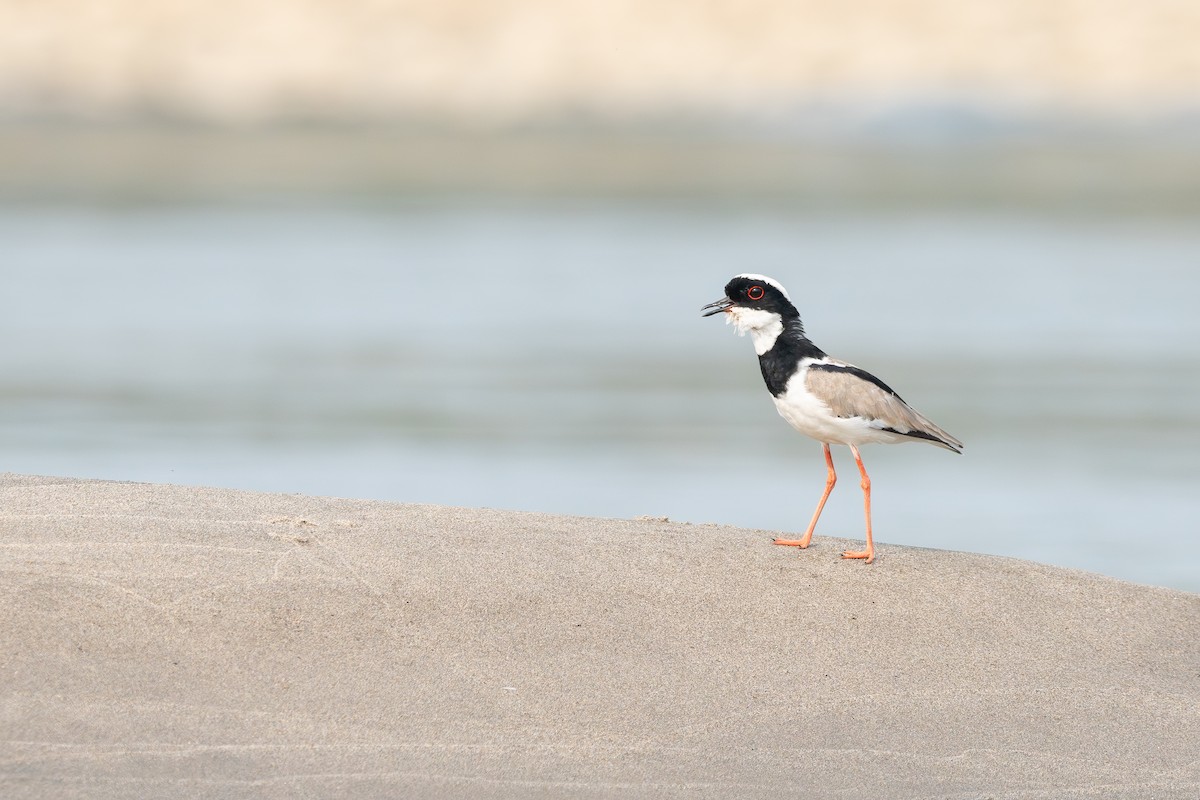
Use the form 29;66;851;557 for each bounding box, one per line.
773;537;809;548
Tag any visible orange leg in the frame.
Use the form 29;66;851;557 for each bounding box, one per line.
841;444;875;563
774;443;836;548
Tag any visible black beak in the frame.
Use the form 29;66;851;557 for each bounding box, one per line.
701;297;734;317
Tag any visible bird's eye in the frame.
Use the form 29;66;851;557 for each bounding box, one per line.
747;285;765;300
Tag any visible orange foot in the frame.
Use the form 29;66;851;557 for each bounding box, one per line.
773;537;811;548
841;548;875;564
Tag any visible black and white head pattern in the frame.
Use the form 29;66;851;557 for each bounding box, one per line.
721;274;800;354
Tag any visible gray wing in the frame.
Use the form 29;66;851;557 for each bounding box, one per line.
805;361;963;452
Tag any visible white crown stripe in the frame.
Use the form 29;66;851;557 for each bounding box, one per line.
733;273;792;302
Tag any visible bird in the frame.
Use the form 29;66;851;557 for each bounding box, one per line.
702;274;962;564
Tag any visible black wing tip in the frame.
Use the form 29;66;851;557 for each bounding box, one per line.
929;435;963;454
884;426;963;453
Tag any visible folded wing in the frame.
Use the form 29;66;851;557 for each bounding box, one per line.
805;362;963;453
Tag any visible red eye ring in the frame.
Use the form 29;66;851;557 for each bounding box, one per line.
747;285;765;300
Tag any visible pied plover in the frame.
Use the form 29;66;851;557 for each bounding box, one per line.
702;274;962;564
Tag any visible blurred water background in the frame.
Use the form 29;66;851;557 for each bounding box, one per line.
1;1;1198;591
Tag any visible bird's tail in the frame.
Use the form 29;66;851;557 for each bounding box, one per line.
903;411;963;454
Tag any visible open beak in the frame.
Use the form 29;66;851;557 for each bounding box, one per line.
701;297;734;317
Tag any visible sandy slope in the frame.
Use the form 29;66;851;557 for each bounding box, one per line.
2;473;1198;798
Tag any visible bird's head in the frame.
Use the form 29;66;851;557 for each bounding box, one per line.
702;274;799;350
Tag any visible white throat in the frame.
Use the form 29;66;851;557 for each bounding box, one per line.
727;307;783;355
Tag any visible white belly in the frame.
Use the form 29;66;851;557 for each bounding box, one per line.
771;370;905;447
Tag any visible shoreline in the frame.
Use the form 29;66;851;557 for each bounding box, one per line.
3;124;1199;215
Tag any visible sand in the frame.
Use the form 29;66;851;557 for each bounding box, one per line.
2;473;1198;798
4;1;1199;121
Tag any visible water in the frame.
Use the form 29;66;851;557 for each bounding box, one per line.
2;203;1198;592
